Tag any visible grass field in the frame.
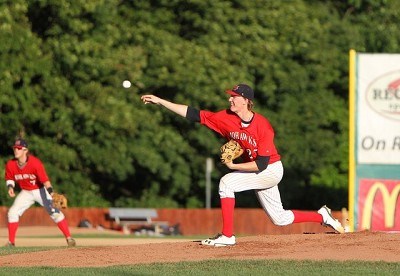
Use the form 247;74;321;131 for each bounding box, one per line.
0;256;399;275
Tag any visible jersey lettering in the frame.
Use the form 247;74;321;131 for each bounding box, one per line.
15;174;37;181
200;109;281;164
229;132;257;147
5;155;49;191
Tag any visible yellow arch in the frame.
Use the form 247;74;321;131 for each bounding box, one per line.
362;182;400;229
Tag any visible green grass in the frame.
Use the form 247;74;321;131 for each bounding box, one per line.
0;259;399;275
0;246;59;255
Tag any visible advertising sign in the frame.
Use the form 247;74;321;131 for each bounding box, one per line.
356;54;400;164
349;50;400;232
358;179;400;231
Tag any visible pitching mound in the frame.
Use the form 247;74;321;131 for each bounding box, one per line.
0;230;399;267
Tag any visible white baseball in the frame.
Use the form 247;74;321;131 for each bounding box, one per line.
122;80;131;88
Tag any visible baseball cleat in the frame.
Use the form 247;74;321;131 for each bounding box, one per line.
66;237;76;247
4;241;15;248
201;233;236;247
318;205;345;234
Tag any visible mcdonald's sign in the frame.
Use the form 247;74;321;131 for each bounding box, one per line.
358;179;400;231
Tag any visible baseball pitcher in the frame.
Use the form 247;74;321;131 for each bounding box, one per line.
141;84;344;247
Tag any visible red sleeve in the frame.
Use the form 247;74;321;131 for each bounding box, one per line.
199;110;226;136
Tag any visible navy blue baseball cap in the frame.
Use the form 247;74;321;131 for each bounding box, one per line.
226;84;254;100
13;138;28;149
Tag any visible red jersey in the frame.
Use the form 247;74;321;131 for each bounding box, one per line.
5;155;50;191
200;109;281;164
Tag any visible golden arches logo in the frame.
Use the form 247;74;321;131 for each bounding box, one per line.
362;182;400;229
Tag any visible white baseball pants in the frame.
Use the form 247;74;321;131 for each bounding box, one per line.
8;187;65;223
218;161;295;226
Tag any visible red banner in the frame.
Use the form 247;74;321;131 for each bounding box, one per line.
358;179;400;231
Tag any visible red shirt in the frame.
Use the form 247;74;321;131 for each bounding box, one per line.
5;155;50;190
200;109;281;164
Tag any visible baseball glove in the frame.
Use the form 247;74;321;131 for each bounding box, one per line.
220;140;244;164
52;192;68;209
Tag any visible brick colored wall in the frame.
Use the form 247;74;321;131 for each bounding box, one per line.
0;207;343;236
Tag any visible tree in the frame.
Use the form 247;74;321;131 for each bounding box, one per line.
1;0;399;209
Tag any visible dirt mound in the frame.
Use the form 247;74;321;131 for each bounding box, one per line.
1;231;399;267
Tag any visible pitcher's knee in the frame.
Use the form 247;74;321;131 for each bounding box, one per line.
271;218;291;226
269;210;294;226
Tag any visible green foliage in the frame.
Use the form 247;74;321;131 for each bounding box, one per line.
1;0;399;209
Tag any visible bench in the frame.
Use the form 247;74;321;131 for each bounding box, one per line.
108;208;168;235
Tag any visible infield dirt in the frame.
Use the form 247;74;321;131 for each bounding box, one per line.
0;227;399;267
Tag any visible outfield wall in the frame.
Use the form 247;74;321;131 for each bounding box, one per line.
0;207;344;236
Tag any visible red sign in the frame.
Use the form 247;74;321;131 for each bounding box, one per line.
358;179;400;231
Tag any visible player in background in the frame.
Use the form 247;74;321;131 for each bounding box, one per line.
141;84;345;247
4;138;76;247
